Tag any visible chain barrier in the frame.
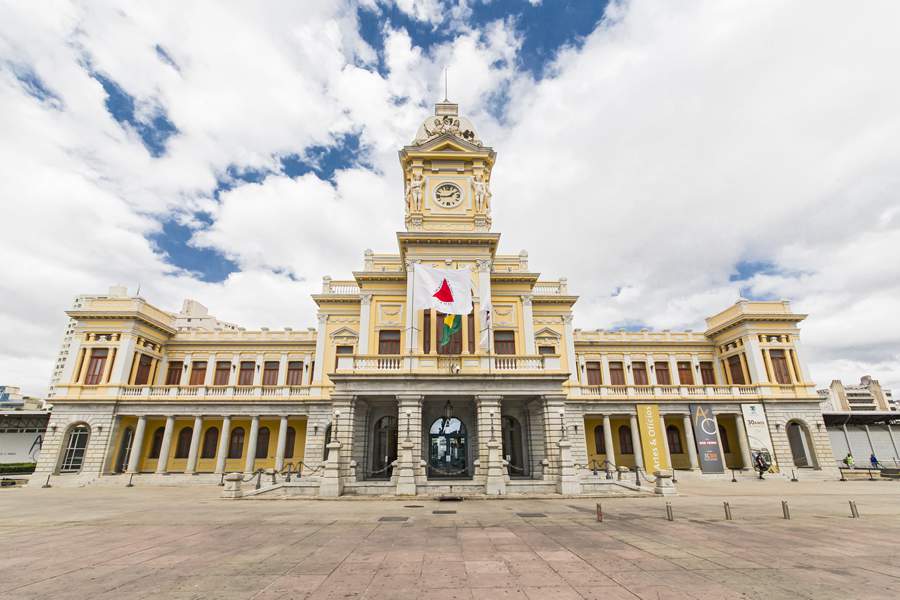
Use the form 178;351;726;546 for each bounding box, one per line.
427;465;470;477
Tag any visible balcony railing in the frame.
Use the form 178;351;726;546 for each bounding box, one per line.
572;383;813;399
65;384;314;400
336;354;563;374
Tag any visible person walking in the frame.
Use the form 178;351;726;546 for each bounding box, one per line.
870;453;881;469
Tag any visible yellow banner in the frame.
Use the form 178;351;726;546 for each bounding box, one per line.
637;404;670;473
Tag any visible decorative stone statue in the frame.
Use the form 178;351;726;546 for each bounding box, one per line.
473;173;491;212
406;175;422;212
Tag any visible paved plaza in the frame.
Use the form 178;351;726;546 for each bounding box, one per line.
1;479;899;599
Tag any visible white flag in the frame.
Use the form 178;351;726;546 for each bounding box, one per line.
412;264;473;315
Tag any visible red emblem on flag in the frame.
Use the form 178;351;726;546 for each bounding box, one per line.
433;278;454;303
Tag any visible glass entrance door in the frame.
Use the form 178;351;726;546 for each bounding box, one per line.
371;416;398;479
428;417;468;478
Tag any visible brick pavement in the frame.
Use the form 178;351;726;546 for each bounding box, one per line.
1;479;899;599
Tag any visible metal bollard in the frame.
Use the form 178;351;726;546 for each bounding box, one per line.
270;469;277;485
790;469;799;482
671;469;677;484
849;500;860;518
41;474;52;489
285;463;292;483
635;468;641;487
665;502;674;521
731;468;737;483
218;473;225;487
126;473;135;488
596;503;603;522
782;500;791;520
255;471;262;490
723;501;733;521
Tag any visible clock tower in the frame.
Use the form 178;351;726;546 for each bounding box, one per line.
400;101;495;232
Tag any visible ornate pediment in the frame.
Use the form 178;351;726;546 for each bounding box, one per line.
535;327;562;344
329;326;359;344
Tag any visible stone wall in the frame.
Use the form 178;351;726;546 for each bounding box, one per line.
30;403;117;486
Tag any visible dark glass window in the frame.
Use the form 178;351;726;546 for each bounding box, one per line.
285;427;296;459
256;427;270;459
618;425;634;454
148;427;165;458
728;355;746;385
594;425;606;454
174;427;193;459
134;354;153;385
228;428;245;459
666;425;683;454
201;427;219;459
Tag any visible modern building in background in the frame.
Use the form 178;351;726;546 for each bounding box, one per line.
0;386;49;466
820;376;899;466
30;101;835;493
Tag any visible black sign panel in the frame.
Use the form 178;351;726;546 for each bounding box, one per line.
690;404;725;473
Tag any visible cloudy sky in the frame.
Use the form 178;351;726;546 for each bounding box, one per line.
2;0;899;396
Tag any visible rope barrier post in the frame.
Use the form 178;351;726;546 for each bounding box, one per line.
665;502;674;521
126;473;134;488
671;468;677;484
790;469;798;482
839;468;846;482
731;468;737;483
255;470;262;490
849;500;859;518
781;500;791;520
723;501;732;521
634;467;641;487
596;502;603;522
218;473;225;487
270;469;277;485
41;474;51;489
285;463;292;483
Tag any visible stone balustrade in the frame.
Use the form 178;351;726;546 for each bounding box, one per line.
572;383;815;400
338;354;563;374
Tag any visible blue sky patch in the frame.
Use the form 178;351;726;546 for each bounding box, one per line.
91;72;178;157
11;64;63;108
610;320;650;332
729;260;778;282
150;220;238;283
281;132;369;181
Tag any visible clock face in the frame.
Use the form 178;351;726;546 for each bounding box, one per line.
434;182;462;208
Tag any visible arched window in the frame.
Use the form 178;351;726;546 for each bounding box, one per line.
502;416;526;476
285;427;296;459
148;427;165;458
174;427;193;459
228;427;245;459
372;416;398;478
618;425;633;454
201;427;219;459
718;424;731;453
593;425;606;454
60;424;90;472
256;427;270;459
666;425;683;454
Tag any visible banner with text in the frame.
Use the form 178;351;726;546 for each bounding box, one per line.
637;404;670;473
741;403;779;472
690;404;725;473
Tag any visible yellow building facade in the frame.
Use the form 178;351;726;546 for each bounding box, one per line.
33;102;836;494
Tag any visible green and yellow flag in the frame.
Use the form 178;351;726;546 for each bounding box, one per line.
439;314;462;347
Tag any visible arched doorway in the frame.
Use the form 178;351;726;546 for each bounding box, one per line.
787;421;816;468
501;416;527;477
115;426;134;473
371;416;398;479
428;416;468;478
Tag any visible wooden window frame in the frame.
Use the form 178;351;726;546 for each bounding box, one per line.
585;361;602;386
84;349;109;385
677;361;694;385
189;362;207;386
262;361;279;386
493;330;516;356
286;361;303;386
654;362;671;385
214;361;230;386
608;361;626;386
165;361;183;386
632;361;648;385
238;361;254;386
378;330;401;355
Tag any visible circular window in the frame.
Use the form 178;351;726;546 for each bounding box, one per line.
433;182;462;208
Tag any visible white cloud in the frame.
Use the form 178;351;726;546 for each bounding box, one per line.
1;0;899;398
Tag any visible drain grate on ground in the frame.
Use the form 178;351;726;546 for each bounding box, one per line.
516;512;547;518
433;510;457;515
378;516;409;522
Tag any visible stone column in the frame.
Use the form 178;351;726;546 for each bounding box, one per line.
127;415;147;473
204;354;217;386
600;356;611;387
358;293;373;355
405;260;419;354
155;416;175;474
602;414;615;470
734;413;753;469
397;395;424;481
331;395;357;481
110;333;137;384
522;295;536;354
277;353;288;386
683;414;699;470
562;314;577;383
313;313;327;383
629;414;644;471
185;416;203;474
245;416;260;473
477;259;492;351
275;416;289;471
475;395;503;479
742;333;768;385
215;416;231;474
557;438;580;495
887;424;899;462
668;356;680;385
541;395;568;479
